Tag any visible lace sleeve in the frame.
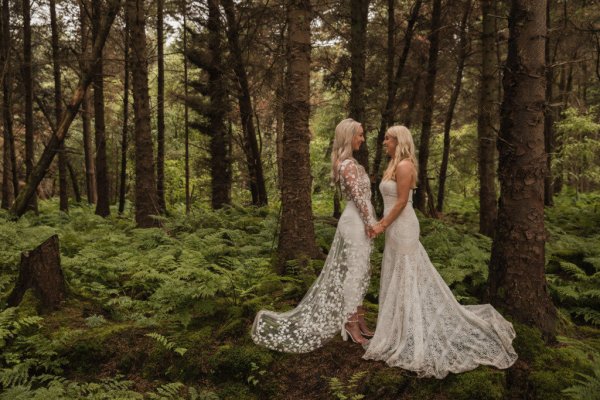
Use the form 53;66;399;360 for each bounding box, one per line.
339;160;376;229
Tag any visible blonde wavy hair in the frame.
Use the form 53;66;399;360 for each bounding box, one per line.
382;125;418;182
331;118;362;182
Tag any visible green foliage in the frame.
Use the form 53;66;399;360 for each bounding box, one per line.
562;363;600;400
326;371;367;400
146;332;188;356
445;368;505;400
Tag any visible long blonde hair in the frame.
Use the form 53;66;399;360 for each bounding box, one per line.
331;118;362;182
382;125;418;183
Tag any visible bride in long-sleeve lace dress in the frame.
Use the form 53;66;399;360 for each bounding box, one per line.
364;125;518;378
251;118;376;352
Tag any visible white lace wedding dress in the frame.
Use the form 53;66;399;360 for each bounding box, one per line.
251;158;375;353
363;180;518;378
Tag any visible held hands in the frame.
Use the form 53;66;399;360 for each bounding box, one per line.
367;221;386;239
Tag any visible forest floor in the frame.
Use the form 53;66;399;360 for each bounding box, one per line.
1;190;599;399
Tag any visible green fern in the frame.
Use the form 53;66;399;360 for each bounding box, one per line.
145;332;187;356
562;364;600;400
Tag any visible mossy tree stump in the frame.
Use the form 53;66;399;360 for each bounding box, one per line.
7;235;67;313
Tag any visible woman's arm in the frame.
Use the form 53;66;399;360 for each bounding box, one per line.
373;161;414;233
339;160;376;231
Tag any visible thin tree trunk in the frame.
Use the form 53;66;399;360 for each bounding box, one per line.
477;0;498;236
488;0;557;339
156;0;166;213
404;67;422;128
10;0;121;218
67;160;81;202
414;0;442;216
221;0;268;206
127;0;159;227
22;0;37;212
278;0;318;273
544;0;554;206
119;7;130;215
92;0;110;217
437;0;471;213
79;0;96;204
183;3;190;214
50;0;68;212
349;0;370;170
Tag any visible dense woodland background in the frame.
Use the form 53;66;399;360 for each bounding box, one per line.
0;0;599;399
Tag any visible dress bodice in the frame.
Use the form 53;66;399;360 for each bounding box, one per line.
379;180;413;212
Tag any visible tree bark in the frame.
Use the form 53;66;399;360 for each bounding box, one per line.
278;0;318;273
477;0;499;237
183;3;190;214
488;0;557;339
1;0;15;208
79;0;97;204
10;0;121;218
7;235;67;313
92;0;110;217
349;0;370;170
437;0;471;213
156;0;166;214
119;6;130;215
543;0;554;206
67;160;81;202
127;0;160;227
414;0;442;216
221;0;268;207
50;0;68;212
22;0;37;212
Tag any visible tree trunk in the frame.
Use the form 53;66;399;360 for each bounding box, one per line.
437;0;471;213
372;0;423;215
119;6;130;215
414;0;442;216
349;0;370;170
477;0;499;237
92;0;110;217
10;0;121;218
156;0;166;213
543;0;554;206
79;0;97;204
50;0;68;212
7;235;67;313
67;160;81;202
221;0;268;206
278;0;318;273
127;0;159;227
183;2;190;214
488;0;557;339
22;0;36;212
1;0;15;208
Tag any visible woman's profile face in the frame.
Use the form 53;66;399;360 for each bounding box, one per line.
351;125;365;151
383;133;397;157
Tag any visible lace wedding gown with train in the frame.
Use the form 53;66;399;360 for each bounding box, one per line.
251;158;375;353
363;180;518;378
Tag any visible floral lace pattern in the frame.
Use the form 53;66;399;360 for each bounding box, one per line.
363;180;518;378
251;158;374;353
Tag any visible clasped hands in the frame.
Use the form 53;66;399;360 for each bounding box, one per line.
367;221;386;239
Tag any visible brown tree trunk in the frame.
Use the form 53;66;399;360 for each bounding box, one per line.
67;160;81;202
127;0;160;227
92;0;110;217
1;0;15;208
50;0;68;212
488;0;557;339
22;0;36;212
156;0;166;213
349;0;370;170
79;0;97;204
478;0;499;237
119;6;130;215
543;0;554;206
10;0;121;218
221;0;268;207
7;235;67;313
414;0;442;216
278;0;318;273
372;0;423;215
437;0;471;213
183;3;190;214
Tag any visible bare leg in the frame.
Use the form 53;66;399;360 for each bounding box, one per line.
357;305;374;337
345;312;369;345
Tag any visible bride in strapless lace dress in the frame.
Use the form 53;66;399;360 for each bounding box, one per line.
363;125;517;378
